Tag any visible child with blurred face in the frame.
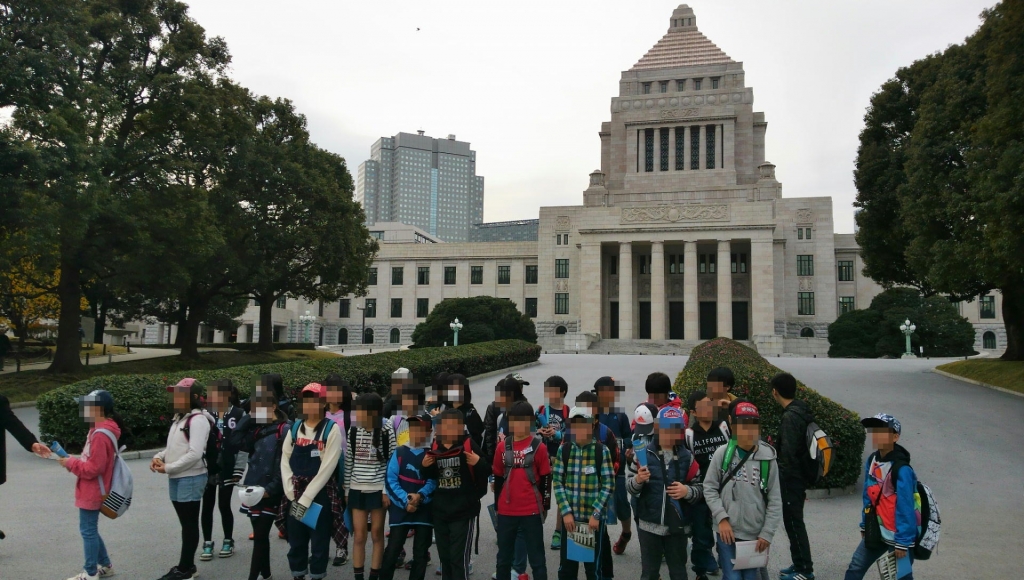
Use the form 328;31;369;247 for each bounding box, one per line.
593;376;634;556
200;379;244;560
682;391;727;577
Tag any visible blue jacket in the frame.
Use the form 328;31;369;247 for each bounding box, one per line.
385;446;437;526
626;444;703;532
860;444;919;551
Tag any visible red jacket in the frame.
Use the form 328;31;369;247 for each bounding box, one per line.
64;419;120;510
492;436;550;517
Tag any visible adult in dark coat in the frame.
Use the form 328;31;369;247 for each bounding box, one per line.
0;393;50;539
0;333;11;371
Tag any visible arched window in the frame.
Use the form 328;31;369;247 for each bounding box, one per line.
800;327;815;338
363;328;374;344
338;328;348;345
390;328;401;344
317;326;324;346
555;325;568;335
983;331;997;350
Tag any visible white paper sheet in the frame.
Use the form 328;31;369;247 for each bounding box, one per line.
731;540;770;571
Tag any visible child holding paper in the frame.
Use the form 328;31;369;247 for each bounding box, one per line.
702;400;781;580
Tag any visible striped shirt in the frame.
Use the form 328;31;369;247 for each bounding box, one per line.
344;422;397;492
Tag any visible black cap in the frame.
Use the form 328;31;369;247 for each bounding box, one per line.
76;389;115;414
593;376;616;390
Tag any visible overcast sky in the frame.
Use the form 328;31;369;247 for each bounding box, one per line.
183;0;994;234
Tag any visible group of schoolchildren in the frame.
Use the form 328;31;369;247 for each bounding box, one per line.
48;367;925;580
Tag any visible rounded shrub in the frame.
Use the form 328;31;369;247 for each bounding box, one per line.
673;337;865;489
37;339;540;452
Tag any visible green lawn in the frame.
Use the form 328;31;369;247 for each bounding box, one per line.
0;349;341;403
936;359;1024;393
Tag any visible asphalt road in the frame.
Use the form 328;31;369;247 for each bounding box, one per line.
2;354;1021;579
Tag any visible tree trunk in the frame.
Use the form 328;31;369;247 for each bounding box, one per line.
13;316;28;350
256;296;276;352
178;303;205;360
48;255;84;373
172;302;187;347
94;299;108;344
1000;285;1023;361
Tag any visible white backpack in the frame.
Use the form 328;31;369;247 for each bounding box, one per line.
95;429;133;519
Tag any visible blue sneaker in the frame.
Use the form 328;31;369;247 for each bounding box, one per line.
779;566;796;577
780;573;815;580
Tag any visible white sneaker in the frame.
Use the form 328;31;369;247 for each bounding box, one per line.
98;565;115;578
66;572;98;580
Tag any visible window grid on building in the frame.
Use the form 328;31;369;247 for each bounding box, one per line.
660;128;670;171
805;227;812;239
694;79;702;90
417;298;429;318
471;266;483;285
839;296;855;314
674;127;685;170
837;260;854;282
365;299;377;318
797;255;814;277
797;228;803;240
368;268;377;285
339;299;350;318
392;267;403;285
555;259;569;279
798;292;815;316
525;265;538;284
676;79;685;91
690;126;700;170
525;297;538;318
497;265;511;285
660;81;668;93
711;77;719;89
731;253;747;274
642;82;651;94
609;256;617;276
417;266;429;285
980;295;996;319
444;266;456;285
276;296;287;309
390;298;402;318
706;124;716;169
555;293;569;315
644;129;655;172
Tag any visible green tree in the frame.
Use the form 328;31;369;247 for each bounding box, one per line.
854;1;1024;360
826;309;882;358
411;297;537;348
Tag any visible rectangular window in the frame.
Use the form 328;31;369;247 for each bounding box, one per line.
365;298;377;318
555;235;561;245
417;266;429;285
368;267;377;285
699;255;706;274
980;295;996;319
797;228;804;240
797;255;814;277
837;260;854;282
417;298;429;318
525;265;538;284
444;266;456;285
644;128;654;172
675;127;685;170
669;255;677;274
497;265;511;285
609;256;617;276
471;266;483;284
318;301;324;317
660;81;668;93
276;296;287;309
731;253;738;274
339;299;350;318
555;259;569;279
706;124;716;169
525;297;538;318
805;227;812;239
642;82;651;94
711;77;719;89
709;254;716;274
694;78;702;90
839;296;855;314
690;125;700;170
676;79;685;91
390;298;402;318
555;293;569;315
798;292;815;315
660;128;670;171
392;266;404;285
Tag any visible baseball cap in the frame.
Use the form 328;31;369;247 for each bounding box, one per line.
731;401;760;421
301;383;326;398
392;367;411;380
568;406;593;421
505;373;530;386
76;389;114;414
166;377;200;392
861;413;901;435
657;406;685;428
238;486;266;507
593;376;616;390
407;412;434;426
633;402;659;436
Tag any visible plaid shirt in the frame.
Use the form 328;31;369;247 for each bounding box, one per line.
552;439;615;521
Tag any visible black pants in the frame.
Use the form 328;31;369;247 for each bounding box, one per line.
557;524;606;580
781;480;813;574
496;514;547;580
172;500;202;570
381;524;433;580
435;516;475;580
287;499;334;579
201;482;235;541
637;528;688;580
249;516;275;580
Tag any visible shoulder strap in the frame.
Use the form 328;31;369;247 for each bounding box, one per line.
290;421;302;446
560;441;572;484
685;428;694;453
717;440;754;493
95;428;121;455
463;438;473;454
759;459;770;502
503;435;514;468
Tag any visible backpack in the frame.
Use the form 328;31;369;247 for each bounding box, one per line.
558;438;605;487
892;462;941;561
292;419;344;484
95;429;133;519
348;422;393;463
719;439;770;503
184;413;220;474
805;421;835;483
502;435;544;515
431;437;487;499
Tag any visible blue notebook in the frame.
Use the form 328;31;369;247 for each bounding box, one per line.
299;502;323;529
566;529;596;563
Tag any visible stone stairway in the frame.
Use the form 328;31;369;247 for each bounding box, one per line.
578;338;755;356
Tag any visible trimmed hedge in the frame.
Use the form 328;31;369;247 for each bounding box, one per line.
673;338;865;489
37;340;540;452
141;342;316;351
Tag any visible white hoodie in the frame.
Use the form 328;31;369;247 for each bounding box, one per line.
155;409;212;479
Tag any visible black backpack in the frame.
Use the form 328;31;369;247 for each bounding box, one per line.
184;413;220;474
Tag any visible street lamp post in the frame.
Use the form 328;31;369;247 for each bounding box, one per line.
449;317;463;346
299;310;316;343
356;304;367;344
899;318;917;359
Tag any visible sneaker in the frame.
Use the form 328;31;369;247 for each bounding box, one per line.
436;566;442;576
695;576;709;580
219;538;234;558
66;572;98;580
156;566;197;580
778;566;796;577
279;528;287;539
405;552;432;570
518;574;529;580
200;540;215;561
395;548;407;568
98;565;116;577
333;546;349;566
549;531;560;550
780;574;815;580
249;532;255;541
612;531;631;555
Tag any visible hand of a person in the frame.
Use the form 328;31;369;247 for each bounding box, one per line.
408;493;420;506
153;463;166;474
755;538;770;553
562;514;575;533
290;502;308;520
466;450;480;465
667;482;688;499
588;516;600;531
57;455;69;468
406;502;418;513
32;442;51;458
422;454;435;467
719;519;735;544
263;492;270;500
635;466;651;484
382;494;391;509
149;457;161;472
895;548;907;559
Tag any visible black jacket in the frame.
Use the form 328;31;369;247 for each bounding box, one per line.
0;394;38;486
481;395;528;469
424;435;490;521
778;399;814;484
457;402;485;449
213;405;247;482
228;415;289;501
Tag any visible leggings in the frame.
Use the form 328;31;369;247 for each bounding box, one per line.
201;483;235;541
250;516;276;580
172;500;202;571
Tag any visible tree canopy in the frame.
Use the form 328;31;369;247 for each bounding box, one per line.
411;297;537;348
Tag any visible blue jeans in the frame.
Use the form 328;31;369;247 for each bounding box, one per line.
79;508;111;576
690;502;719;575
716;535;761;580
844;540;914;580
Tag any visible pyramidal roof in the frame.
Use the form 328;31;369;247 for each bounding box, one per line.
630;5;735;71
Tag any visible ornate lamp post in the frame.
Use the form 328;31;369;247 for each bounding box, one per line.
449;318;463;346
899;318;917;359
356;304;367;344
299;310;316;343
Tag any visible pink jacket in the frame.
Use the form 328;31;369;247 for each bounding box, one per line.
64;419;120;510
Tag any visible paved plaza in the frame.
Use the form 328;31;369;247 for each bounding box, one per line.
2;354;1022;579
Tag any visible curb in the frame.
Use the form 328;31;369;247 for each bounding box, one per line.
11;400;37;409
465;361;541;383
807;485;857;499
932;368;1024;399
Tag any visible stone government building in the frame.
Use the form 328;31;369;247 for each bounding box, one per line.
130;5;1006;356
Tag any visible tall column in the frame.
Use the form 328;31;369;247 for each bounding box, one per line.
698;125;707;170
683;126;692;171
750;238;775;336
684;241;699;340
618;242;633;339
724;120;735;171
715;124;724;169
717;239;733;338
651;241;666;340
580;242;603;336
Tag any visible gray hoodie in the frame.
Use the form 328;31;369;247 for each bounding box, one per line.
702;440;782;543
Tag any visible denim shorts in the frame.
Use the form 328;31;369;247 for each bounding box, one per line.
168;473;208;502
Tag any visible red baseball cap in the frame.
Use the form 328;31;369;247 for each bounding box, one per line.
301;383;326;399
732;401;760;421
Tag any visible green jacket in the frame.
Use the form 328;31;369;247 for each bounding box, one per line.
552;438;614;521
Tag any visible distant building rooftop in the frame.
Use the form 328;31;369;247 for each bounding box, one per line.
367;222;442;244
469;219;539;242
